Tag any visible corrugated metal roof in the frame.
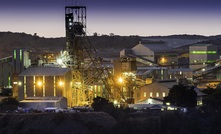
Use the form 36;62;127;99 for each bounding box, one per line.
142;43;177;53
19;67;70;76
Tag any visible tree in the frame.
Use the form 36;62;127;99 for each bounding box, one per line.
91;96;114;112
201;87;216;95
202;88;221;113
93;32;98;36
109;33;114;36
0;97;19;111
164;84;197;108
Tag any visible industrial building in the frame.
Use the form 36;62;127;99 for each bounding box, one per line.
189;44;219;70
112;42;180;104
138;80;177;102
168;68;193;83
2;4;216;109
0;49;31;98
121;42;178;66
0;56;13;90
119;42;178;80
17;67;72;108
19;97;67;109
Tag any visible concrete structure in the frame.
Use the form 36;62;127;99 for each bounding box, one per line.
122;42;178;66
0;56;13;89
137;81;177;102
119;42;178;81
189;44;219;70
18;67;72;107
19;97;67;110
12;49;31;74
137;66;169;80
113;57;136;78
128;98;165;110
194;88;207;106
0;49;31;98
168;68;193;83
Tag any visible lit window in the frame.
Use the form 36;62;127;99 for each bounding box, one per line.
150;92;153;97
144;92;146;97
94;85;97;92
14;50;16;59
169;75;172;79
98;86;100;93
156;92;159;97
162;92;166;97
20;49;22;61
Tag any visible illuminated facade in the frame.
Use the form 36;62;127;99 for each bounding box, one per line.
18;67;72;107
129;43;178;66
189;44;219;70
91;84;104;98
138;81;177;102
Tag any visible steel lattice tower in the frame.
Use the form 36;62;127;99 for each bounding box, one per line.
65;6;113;106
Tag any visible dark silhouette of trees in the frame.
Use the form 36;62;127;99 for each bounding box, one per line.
201;87;216;95
1;97;18;106
91;96;114;112
91;96;127;121
202;87;221;113
164;84;197;108
0;97;19;111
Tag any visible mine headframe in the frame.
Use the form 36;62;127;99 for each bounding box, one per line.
64;6;113;106
65;6;86;70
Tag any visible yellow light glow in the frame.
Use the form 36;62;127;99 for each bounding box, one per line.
37;81;42;86
57;58;63;64
59;81;64;86
18;82;22;86
118;77;123;83
161;57;166;63
113;100;118;105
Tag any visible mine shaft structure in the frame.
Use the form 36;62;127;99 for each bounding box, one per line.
65;6;113;106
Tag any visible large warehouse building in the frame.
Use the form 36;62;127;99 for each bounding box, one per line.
121;42;178;66
17;67;72;108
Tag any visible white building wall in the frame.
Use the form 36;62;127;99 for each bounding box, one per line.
131;44;155;62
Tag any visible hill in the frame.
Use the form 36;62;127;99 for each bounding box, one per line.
0;32;221;58
0;32;141;58
0;32;64;58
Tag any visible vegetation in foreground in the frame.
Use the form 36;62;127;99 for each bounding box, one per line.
1;84;221;134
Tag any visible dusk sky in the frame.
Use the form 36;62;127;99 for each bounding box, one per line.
0;0;221;37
